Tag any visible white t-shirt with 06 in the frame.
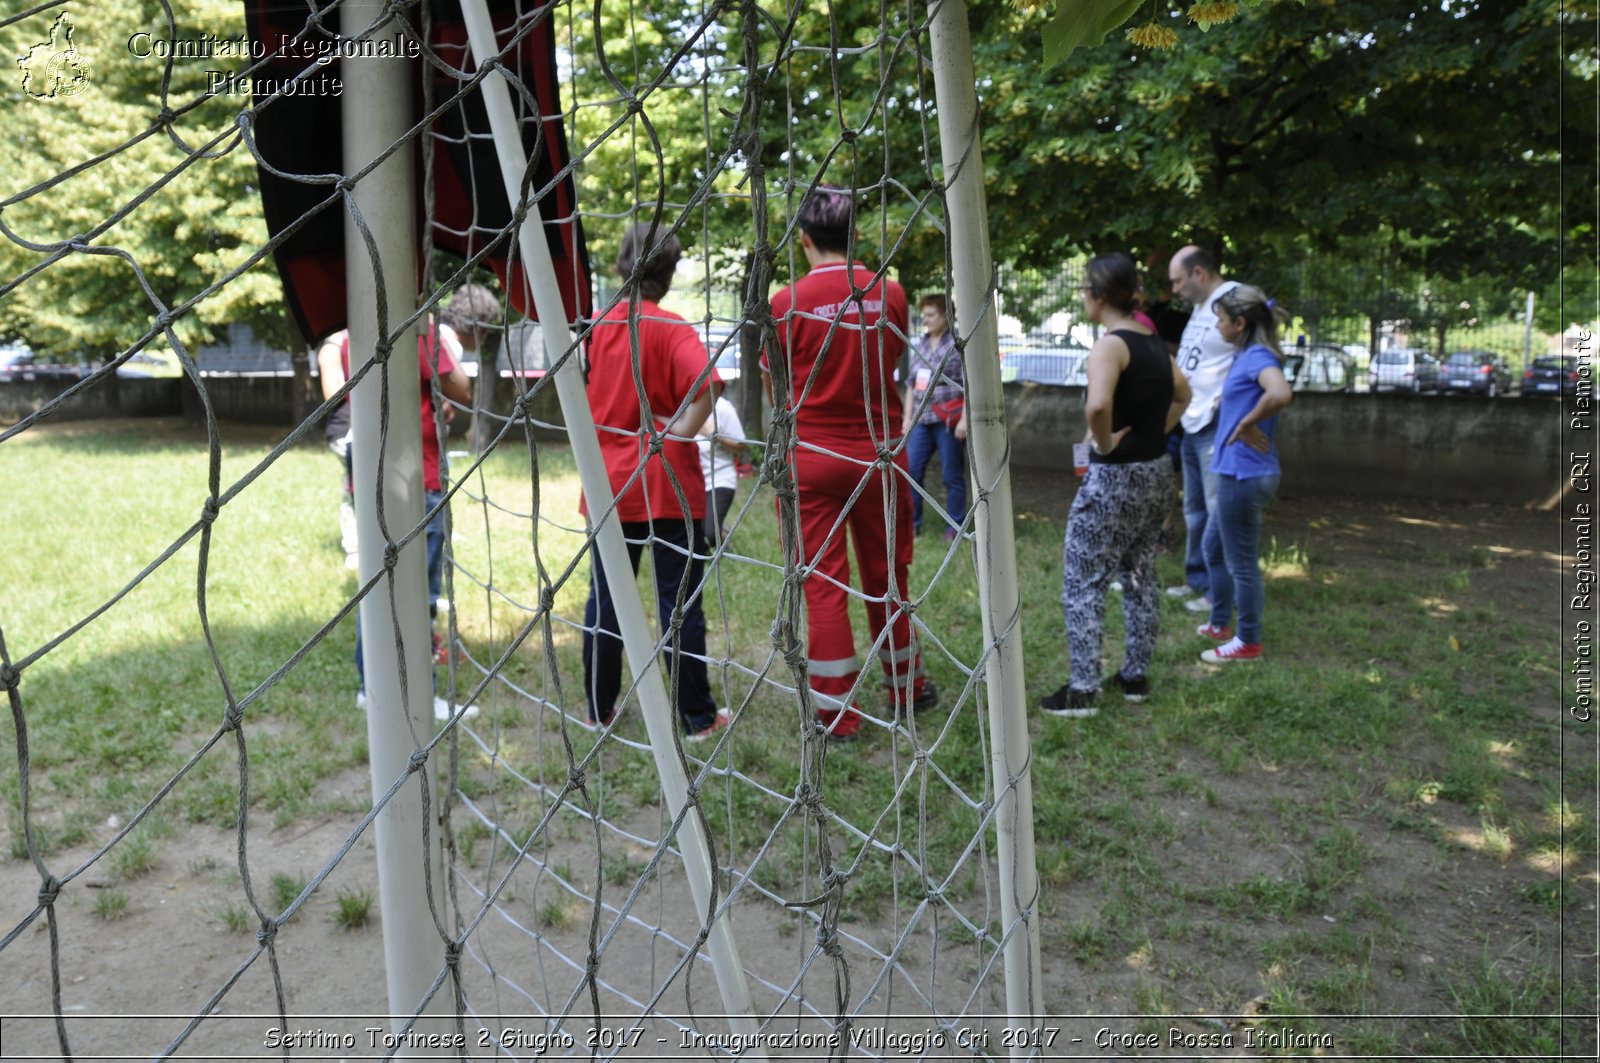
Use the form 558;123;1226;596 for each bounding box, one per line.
1176;279;1240;435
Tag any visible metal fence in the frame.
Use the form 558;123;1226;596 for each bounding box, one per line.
47;260;1561;393
990;258;1572;391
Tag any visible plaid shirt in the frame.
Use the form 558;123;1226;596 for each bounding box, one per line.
906;329;963;426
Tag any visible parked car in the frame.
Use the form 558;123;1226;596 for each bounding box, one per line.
1369;347;1441;393
0;345;92;384
702;324;742;381
998;344;1090;387
0;346;31;382
1439;350;1514;397
115;350;182;379
1523;354;1580;397
710;345;742;382
1284;343;1356;392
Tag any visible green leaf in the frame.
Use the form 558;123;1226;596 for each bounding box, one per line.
1043;0;1145;68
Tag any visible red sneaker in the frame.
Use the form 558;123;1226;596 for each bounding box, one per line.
433;633;466;666
686;709;731;744
1195;623;1234;641
1200;638;1263;664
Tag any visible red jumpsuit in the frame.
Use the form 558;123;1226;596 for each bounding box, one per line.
766;261;926;736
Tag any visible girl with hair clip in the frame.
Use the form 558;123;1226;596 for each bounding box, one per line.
1197;284;1293;664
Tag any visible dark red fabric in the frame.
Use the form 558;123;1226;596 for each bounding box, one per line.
243;0;590;345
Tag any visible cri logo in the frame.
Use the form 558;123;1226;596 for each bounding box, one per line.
19;11;92;100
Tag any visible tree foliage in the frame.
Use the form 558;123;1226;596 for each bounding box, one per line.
1;0;1589;362
0;1;287;360
565;0;1591;333
561;2;949;297
981;0;1590;300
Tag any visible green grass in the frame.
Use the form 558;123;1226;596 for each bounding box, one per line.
535;899;570;929
602;850;647;887
0;418;1589;1054
0;421;368;834
211;901;252;934
1436;947;1570;1058
93;889;130;921
333;888;374;931
109;830;158;880
270;870;310;916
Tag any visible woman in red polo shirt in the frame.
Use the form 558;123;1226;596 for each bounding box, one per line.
582;222;724;741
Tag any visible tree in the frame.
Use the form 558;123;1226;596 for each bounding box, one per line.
0;2;287;362
560;1;950;432
978;0;1591;295
573;0;1591;328
1394;274;1524;356
9;2;1584;367
555;0;1593;429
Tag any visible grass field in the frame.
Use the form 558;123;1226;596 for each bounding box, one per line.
0;417;1592;1057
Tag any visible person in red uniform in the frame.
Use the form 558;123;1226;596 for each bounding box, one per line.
582;221;725;740
763;185;937;741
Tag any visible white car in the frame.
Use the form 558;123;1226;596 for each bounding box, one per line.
1369;348;1441;394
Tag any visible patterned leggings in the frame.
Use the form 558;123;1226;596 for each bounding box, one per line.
1061;457;1174;693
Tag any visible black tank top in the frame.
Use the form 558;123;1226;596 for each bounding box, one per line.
1091;329;1173;465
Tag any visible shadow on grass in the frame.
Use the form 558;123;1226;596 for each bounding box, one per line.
2;614;370;844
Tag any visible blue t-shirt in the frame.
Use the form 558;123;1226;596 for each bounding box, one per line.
1211;344;1284;480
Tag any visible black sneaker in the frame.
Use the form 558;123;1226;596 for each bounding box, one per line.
1040;684;1098;718
1108;671;1149;703
891;679;939;719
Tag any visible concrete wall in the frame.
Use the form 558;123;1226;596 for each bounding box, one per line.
1000;382;1567;506
4;375;1566;504
173;373;572;437
0;377;180;425
1;375;327;428
179;375;299;424
1269;390;1564;504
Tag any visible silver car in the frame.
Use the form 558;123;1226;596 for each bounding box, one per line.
1285;343;1356;393
1369;347;1441;394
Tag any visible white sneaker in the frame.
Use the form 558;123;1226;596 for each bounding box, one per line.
1165;584;1196;599
434;696;480;721
1184;595;1214;614
360;692;480;720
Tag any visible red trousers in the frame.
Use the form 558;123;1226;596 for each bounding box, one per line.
790;441;925;718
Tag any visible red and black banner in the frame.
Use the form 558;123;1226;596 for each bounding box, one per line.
243;0;591;345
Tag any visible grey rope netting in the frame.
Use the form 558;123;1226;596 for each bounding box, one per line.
2;0;1041;1057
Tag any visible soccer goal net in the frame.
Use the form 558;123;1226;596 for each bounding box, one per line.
1;0;1042;1056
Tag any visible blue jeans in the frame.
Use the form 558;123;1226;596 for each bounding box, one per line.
905;420;966;532
583;518;717;732
424;489;447;617
1207;473;1280;644
1180;422;1221;594
356;489;447;688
